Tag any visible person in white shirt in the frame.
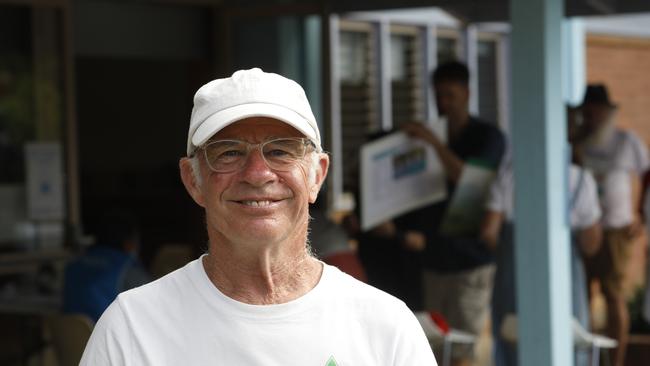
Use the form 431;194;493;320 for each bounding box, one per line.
642;188;650;327
80;68;437;366
481;157;602;366
576;84;649;366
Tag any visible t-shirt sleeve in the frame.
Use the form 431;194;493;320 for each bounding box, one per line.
485;164;513;214
485;179;505;212
621;131;650;174
470;125;506;169
392;306;438;365
80;300;131;366
571;170;602;230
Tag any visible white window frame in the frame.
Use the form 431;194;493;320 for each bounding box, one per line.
328;12;510;212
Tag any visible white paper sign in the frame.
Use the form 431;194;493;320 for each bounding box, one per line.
25;142;65;220
360;131;447;230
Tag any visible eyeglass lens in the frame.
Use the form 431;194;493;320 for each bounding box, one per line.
203;138;309;172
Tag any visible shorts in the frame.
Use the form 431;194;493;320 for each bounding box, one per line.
422;264;495;360
585;228;633;297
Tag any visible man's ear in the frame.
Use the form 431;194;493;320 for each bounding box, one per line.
179;158;206;207
308;154;329;203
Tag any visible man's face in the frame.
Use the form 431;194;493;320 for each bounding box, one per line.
183;117;328;246
582;103;614;134
434;81;469;121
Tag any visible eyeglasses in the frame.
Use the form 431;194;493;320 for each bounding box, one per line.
199;137;316;173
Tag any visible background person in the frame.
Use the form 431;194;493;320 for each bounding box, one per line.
397;61;506;366
481;158;602;366
63;211;150;322
576;84;650;366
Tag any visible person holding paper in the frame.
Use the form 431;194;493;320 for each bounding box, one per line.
80;68;437;366
398;61;506;366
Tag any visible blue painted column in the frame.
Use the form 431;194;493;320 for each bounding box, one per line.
511;0;573;365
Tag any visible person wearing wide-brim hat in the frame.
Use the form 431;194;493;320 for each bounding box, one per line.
578;83;649;366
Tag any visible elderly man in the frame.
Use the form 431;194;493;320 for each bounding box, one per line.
577;84;649;366
80;68;436;365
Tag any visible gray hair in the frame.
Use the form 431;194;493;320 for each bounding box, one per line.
190;155;202;187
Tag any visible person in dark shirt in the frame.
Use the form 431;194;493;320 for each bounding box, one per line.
63;211;150;322
399;61;506;366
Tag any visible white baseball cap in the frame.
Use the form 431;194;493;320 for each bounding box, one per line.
186;68;321;156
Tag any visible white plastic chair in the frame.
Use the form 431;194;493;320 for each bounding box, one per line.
415;311;476;366
500;313;617;366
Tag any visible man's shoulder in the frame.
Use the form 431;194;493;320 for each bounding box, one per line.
324;264;411;312
617;128;646;148
116;258;199;311
469;117;505;139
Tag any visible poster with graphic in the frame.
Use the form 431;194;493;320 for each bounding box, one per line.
360;132;447;231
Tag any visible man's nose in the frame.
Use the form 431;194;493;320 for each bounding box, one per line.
239;149;277;186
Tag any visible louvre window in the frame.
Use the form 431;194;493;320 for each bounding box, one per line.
478;37;500;124
390;27;424;127
338;23;378;194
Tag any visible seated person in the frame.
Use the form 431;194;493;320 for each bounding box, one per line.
63;211;150;322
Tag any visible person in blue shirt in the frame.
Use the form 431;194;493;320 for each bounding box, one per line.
63;211;150;322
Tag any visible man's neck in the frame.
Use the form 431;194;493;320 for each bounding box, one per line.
202;234;323;305
448;112;470;142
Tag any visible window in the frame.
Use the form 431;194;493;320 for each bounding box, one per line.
437;29;460;63
477;35;500;124
0;5;69;249
390;26;424;127
338;21;378;194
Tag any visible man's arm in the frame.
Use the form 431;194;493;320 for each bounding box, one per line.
480;210;504;252
629;171;644;238
402;122;464;183
578;222;602;257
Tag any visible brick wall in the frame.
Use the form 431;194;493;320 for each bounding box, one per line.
586;34;650;146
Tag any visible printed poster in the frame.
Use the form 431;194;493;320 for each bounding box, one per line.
360;131;447;231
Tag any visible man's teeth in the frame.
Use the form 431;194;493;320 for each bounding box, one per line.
241;200;273;207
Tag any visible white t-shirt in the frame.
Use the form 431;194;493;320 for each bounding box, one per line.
583;127;649;175
598;169;634;228
486;163;601;229
80;256;437;366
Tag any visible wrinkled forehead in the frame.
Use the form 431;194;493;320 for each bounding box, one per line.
211;117;305;142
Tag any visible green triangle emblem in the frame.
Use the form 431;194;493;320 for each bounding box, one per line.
325;356;338;366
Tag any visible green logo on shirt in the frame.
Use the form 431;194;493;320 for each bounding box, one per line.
325;356;338;366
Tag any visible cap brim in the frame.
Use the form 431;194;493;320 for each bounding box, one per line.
189;102;319;156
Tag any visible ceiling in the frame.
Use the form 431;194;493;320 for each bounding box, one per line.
327;0;650;22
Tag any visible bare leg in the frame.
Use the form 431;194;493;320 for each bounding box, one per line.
605;292;629;366
451;358;472;366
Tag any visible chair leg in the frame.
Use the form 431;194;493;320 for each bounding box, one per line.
591;345;599;366
442;338;452;366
